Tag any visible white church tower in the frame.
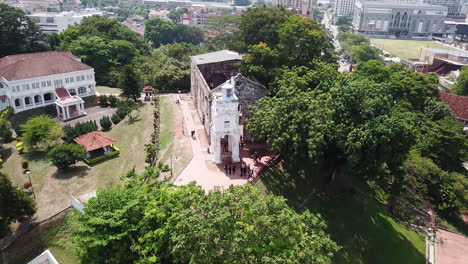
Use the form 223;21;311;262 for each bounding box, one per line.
210;78;241;164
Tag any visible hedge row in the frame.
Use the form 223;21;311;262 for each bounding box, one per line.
144;93;160;166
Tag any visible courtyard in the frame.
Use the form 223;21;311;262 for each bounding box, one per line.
370;39;458;59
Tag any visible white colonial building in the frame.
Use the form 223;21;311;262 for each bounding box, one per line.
210;78;241;164
0;51;96;121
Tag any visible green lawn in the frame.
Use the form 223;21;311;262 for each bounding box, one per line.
255;163;426;264
96;86;121;95
370;39;458;59
1;103;154;221
159;96;175;162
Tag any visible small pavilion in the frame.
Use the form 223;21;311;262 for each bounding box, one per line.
55;88;86;121
143;86;155;101
73;131;117;160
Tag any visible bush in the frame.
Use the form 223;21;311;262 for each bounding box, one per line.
100;116;112;131
20;115;62;151
99;95;108;107
116;101;129;119
64;120;99;142
47;143;85;169
111;113;122;124
108;95;118;107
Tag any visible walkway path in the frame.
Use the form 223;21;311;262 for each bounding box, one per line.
173;95;247;191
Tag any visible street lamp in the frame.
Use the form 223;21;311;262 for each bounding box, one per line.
25;170;36;200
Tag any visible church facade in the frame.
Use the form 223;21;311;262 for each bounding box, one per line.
190;50;268;164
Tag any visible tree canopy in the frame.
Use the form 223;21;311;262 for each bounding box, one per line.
0;173;36;234
145;17;203;48
47;143;85;169
71;169;339;263
0;3;47;57
20;115;62;152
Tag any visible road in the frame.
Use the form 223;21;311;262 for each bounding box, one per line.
322;11;350;72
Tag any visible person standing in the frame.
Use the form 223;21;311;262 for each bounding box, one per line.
232;164;236;175
224;164;228;174
228;164;232;175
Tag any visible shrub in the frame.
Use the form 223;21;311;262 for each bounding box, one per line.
99;95;108;107
20;115;62;151
47;143;85;169
108;95;118;107
100;116;112;131
116;105;128;119
111;113;122;124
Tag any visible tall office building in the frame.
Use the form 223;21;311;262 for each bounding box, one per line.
334;0;357;18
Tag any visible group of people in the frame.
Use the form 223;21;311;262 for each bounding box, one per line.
224;162;254;179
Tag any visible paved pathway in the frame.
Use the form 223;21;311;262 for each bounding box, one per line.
173;95;248;191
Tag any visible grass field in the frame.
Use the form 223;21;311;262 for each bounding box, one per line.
1;103;154;221
255;163;426;264
370;39;458;59
96;86;121;95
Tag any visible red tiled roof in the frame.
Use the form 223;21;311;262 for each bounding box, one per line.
180;13;191;20
55;88;71;100
73;131;116;152
440;92;468;121
0;52;92;81
142;86;154;93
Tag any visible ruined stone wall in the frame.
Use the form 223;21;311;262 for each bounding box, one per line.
233;75;268;125
198;61;240;89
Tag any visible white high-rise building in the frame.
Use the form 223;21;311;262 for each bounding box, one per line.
28;9;103;34
272;0;317;16
334;0;357;18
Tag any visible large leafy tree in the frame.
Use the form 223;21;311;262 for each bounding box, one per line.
0;173;36;234
47;143;85;169
20;115;62;151
71;169;338;263
238;6;291;49
119;65;141;101
0;3;47;57
169;185;338;264
145;18;203;48
277;15;335;66
248;69;416;180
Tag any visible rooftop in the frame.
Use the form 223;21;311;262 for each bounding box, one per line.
359;0;448;10
74;131;117;152
192;50;242;65
426;48;468;58
0;52;92;81
440;92;468;121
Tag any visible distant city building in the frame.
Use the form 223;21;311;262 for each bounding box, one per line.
142;0;192;7
272;0;316;16
0;0;60;13
0;52;96;119
334;0;357;19
179;12;221;27
423;0;465;17
28;9;103;34
352;1;448;36
122;16;146;36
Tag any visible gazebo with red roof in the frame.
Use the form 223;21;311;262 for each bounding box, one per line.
143;86;155;101
74;131;118;161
